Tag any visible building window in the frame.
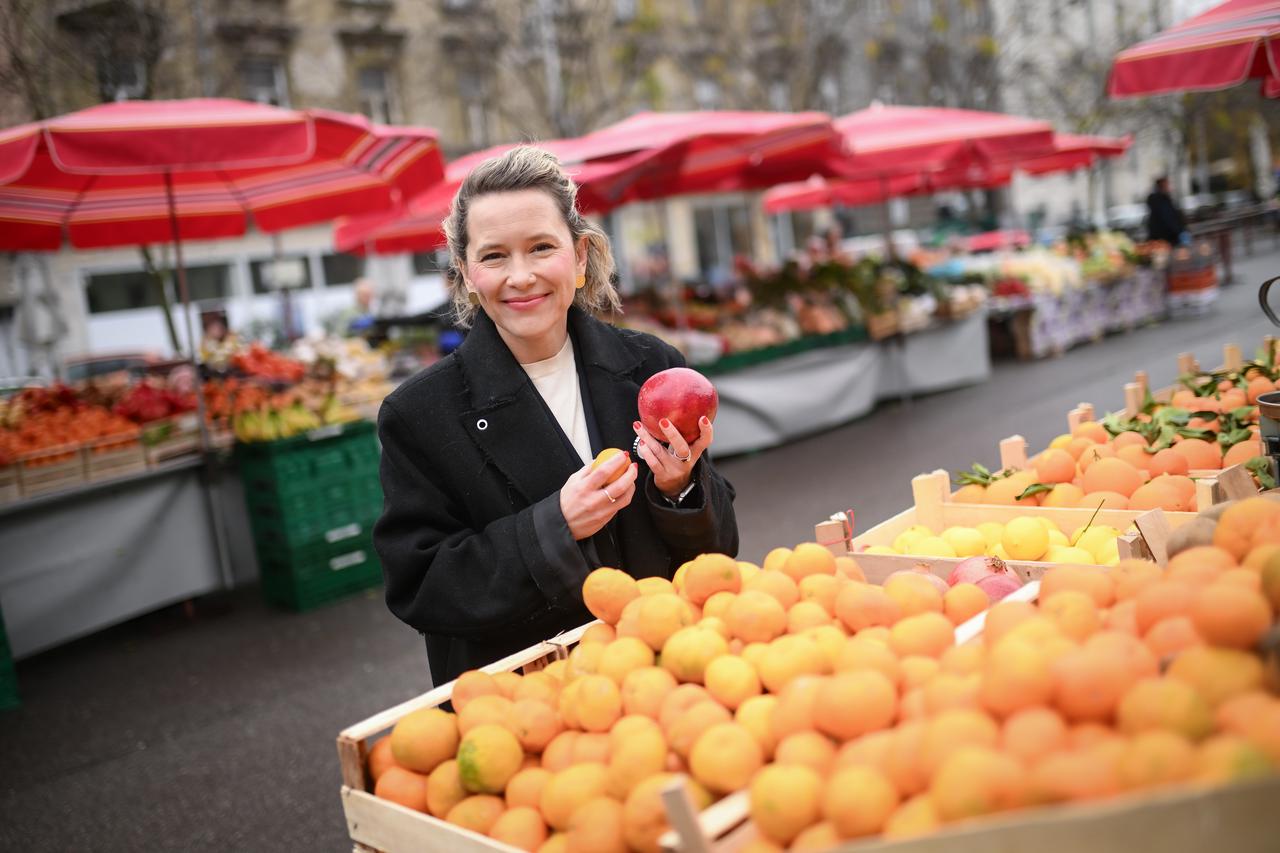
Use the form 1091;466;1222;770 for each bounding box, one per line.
250;257;312;294
184;264;232;302
358;67;398;124
241;58;290;107
457;68;490;148
693;77;721;110
85;271;159;314
321;253;365;287
98;56;146;102
693;202;754;283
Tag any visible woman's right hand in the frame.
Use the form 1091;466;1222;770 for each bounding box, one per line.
560;453;637;541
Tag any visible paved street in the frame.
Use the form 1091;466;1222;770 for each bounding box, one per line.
1;245;1278;852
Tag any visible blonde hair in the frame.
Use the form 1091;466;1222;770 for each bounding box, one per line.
442;145;621;327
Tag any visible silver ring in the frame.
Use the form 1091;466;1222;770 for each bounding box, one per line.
604;487;617;503
669;447;692;463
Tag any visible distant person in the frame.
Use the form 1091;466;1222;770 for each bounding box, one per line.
1146;176;1187;245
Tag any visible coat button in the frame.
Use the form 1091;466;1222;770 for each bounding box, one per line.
476;418;488;431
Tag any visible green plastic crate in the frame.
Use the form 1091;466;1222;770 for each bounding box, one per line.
248;500;383;551
236;420;379;497
259;535;382;612
0;608;18;712
244;475;382;520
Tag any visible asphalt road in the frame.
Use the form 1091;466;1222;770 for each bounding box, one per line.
1;243;1277;852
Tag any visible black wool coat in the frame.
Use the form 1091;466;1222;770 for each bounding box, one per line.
373;306;739;685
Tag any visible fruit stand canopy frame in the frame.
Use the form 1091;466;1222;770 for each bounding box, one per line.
1107;0;1280;99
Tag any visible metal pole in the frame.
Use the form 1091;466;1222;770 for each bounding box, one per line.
164;170;234;592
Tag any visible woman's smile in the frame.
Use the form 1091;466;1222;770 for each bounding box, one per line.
502;292;550;310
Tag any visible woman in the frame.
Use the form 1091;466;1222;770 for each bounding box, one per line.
374;146;739;685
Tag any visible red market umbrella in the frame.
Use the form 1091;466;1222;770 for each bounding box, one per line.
335;110;843;255
333;137;664;255
577;110;841;202
0;98;443;251
831;104;1056;179
762;132;1131;214
1108;0;1280;98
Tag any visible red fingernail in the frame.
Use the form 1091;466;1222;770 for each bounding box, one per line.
660;418;672;430
633;421;642;431
700;416;710;426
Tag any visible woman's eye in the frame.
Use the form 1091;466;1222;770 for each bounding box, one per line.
533;243;554;253
481;252;502;262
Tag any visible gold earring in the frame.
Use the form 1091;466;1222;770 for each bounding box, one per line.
467;291;480;307
575;273;586;289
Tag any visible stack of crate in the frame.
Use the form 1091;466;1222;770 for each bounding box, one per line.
0;607;18;711
237;421;384;612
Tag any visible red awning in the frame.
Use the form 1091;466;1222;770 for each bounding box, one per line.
1108;0;1280;98
334;111;843;255
763;132;1130;214
831;104;1055;178
0;98;444;250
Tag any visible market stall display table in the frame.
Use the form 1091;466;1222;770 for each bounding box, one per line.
0;457;227;659
875;308;991;399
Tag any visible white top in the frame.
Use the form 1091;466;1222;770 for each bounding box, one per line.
520;335;592;466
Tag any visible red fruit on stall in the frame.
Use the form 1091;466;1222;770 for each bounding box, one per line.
637;368;718;443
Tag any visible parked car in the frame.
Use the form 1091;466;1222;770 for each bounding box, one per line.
1106;203;1148;237
61;352;189;384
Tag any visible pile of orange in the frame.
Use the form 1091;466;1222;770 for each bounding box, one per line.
366;538;1280;852
953;416;1260;513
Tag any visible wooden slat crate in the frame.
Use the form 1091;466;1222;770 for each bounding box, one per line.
143;416;203;466
814;470;1199;583
0;464;18;505
16;443;86;497
659;577;1280;853
660;769;1280;853
335;624;589;853
84;431;146;482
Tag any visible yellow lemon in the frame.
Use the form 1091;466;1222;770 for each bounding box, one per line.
1003;518;1049;562
912;537;958;558
1049;434;1074;451
1073;526;1119;555
892;526;933;554
977;522;1005;549
1036;517;1058;533
990;543;1011;561
1046;546;1094;564
864;545;898;556
941;527;987;558
1046;529;1069;549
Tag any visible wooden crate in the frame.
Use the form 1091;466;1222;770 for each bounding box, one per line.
335;624;589;853
84;432;146;482
660;578;1280;853
17;443;86;497
144;415;204;466
814;470;1197;581
660;771;1280;853
0;464;18;505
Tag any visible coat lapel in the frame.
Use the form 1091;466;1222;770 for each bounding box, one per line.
456;312;579;505
569;307;645;457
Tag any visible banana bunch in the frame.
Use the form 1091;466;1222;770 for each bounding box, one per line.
232;408;284;443
320;394;360;426
278;402;322;438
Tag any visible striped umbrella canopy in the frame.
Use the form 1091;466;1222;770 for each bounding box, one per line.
333;137;666;255
1108;0;1280;99
763;132;1131;214
830;104;1056;179
334;110;842;256
0;98;444;251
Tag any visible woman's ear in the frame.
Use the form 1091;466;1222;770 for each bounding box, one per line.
575;235;589;275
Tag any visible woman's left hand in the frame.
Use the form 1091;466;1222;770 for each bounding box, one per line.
633;416;713;500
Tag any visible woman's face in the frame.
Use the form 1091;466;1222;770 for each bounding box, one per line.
462;189;587;363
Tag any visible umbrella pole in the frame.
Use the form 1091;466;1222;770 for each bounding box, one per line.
164;170;234;593
879;173;896;260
